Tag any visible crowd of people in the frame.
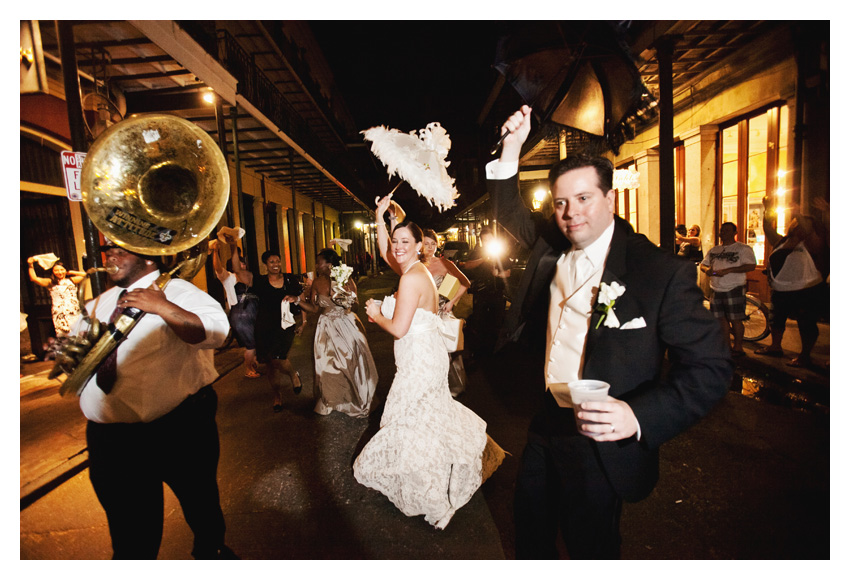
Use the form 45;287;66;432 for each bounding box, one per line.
23;105;828;561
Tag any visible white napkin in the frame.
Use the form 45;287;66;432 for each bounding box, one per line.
281;301;296;329
619;316;646;330
32;253;60;270
330;238;352;251
217;226;245;244
221;273;238;308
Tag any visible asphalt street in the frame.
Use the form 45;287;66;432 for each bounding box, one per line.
19;269;830;560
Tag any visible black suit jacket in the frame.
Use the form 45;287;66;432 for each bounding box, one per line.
490;173;732;501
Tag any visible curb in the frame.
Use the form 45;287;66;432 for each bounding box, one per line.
19;350;245;509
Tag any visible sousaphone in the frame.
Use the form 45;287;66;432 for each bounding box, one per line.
51;113;231;396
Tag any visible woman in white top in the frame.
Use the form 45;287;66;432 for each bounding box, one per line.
27;257;86;337
756;196;827;367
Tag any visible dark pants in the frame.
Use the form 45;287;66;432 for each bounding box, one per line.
469;293;506;358
770;282;827;350
86;385;226;559
514;398;622;559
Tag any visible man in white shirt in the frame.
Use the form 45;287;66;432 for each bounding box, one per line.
700;222;757;356
489;106;731;559
71;243;232;559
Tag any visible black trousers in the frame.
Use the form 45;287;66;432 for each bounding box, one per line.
86;385;226;559
514;396;622;559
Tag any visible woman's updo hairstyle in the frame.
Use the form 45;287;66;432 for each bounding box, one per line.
392;220;423;244
316;248;342;267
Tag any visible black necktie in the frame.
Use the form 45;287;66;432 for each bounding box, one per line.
95;290;127;394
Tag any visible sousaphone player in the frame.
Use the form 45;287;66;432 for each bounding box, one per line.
60;114;235;559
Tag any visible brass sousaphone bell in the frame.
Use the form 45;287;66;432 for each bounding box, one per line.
53;113;231;396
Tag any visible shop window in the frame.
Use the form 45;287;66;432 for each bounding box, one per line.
718;104;788;264
614;161;638;232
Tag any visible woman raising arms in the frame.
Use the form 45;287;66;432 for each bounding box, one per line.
27;257;86;338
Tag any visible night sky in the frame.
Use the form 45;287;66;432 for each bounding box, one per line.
309;21;512;158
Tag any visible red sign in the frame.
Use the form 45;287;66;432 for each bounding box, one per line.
61;151;86;201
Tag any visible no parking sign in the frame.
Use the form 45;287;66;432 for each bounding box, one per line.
61;151;86;201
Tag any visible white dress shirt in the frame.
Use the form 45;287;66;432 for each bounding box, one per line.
545;220;615;398
73;270;230;423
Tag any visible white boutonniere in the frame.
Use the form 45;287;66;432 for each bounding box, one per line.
595;281;626;329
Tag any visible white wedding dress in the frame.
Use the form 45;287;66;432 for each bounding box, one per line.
353;296;504;529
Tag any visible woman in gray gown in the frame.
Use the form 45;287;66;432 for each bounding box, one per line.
297;248;377;418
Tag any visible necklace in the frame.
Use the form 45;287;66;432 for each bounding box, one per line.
402;260;418;274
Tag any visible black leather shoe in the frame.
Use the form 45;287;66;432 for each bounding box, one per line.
273;403;283;413
293;371;302;395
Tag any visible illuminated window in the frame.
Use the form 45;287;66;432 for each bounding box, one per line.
718;104;788;264
615;162;638;231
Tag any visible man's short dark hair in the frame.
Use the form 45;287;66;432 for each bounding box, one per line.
721;222;737;233
548;154;614;193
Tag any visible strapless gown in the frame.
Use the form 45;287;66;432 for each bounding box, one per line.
352;296;505;529
313;294;378;418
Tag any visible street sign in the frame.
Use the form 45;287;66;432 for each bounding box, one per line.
61;151;86;201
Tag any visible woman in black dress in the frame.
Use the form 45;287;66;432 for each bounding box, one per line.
254;250;306;412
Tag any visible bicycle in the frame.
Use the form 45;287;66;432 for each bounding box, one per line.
702;293;770;342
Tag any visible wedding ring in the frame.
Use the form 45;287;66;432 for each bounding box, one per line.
611;424;616;433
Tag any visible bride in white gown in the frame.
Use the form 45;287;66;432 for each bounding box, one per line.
353;196;505;529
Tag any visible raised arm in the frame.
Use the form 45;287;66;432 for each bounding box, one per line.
67;270;87;284
208;239;229;282
27;257;51;287
228;241;253;286
487;106;547;249
375;195;402;275
762;196;784;247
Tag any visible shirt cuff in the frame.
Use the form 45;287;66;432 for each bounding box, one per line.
635;417;642;441
486;159;518;180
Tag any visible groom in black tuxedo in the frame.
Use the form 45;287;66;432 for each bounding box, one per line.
489;106;732;559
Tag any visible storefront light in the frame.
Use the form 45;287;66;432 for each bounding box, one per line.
532;188;547;210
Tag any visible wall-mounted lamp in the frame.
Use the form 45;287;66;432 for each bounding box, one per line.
532;188;548;210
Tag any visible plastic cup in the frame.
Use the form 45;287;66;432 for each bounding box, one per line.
306;272;314;280
368;299;382;323
567;380;611;435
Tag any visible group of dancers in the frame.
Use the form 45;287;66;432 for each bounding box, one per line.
210;196;504;529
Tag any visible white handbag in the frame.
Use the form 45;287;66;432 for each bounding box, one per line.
439;312;465;353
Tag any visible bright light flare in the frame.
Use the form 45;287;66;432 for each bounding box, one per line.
485;238;506;259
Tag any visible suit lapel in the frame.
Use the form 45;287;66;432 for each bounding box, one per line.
585;218;631;364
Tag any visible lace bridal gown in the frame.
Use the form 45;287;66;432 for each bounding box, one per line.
353;296;505;529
